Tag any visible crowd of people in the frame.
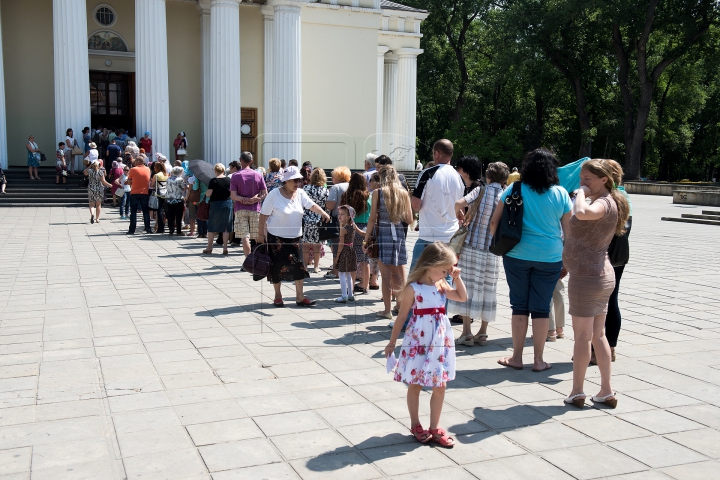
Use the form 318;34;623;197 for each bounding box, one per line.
49;132;633;448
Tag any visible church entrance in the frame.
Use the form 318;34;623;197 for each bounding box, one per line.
90;71;136;134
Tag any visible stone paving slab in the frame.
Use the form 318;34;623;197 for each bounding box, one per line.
1;196;719;478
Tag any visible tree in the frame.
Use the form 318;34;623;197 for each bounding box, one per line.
609;0;718;179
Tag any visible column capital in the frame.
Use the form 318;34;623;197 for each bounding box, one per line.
384;52;398;64
261;5;274;18
197;0;211;14
377;45;390;56
268;0;312;8
210;0;242;6
397;47;423;58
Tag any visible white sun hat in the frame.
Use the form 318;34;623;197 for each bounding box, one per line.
282;166;303;182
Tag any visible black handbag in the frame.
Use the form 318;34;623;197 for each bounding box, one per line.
40;153;47;162
317;214;340;241
79;175;89;188
489;181;523;256
608;217;632;267
243;244;272;280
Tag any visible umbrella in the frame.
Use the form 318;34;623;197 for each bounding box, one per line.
558;157;589;193
188;159;214;185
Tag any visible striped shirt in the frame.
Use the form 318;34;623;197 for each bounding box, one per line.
464;182;503;251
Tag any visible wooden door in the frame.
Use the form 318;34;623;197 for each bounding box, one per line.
241;108;257;166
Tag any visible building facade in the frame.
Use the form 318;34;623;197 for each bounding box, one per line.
0;0;427;170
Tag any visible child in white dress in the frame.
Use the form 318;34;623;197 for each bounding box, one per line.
385;241;467;448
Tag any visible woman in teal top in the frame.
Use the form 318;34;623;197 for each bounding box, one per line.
193;178;209;238
490;148;572;372
343;173;374;294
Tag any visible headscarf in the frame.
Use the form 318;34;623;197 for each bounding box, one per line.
111;161;119;169
156;152;172;174
98;159;104;169
181;160;192;178
339;205;356;219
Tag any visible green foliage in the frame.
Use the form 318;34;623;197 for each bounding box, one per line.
408;0;720;180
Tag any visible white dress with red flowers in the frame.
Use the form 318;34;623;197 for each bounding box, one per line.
393;282;456;387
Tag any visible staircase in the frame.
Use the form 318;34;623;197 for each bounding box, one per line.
0;166;89;207
661;210;720;226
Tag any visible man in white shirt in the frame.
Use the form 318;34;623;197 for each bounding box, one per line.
362;153;378;189
397;139;464;329
410;138;465;266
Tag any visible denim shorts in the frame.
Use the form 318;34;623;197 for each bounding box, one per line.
503;255;563;319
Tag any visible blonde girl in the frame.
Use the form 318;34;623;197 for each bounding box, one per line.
385;241;467;447
364;166;413;319
563;159;630;409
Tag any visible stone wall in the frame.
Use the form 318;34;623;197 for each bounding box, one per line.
673;190;720;207
625;182;720;196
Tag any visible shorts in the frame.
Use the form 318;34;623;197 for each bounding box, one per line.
234;210;259;239
187;202;198;222
503;255;563;319
55;163;67;174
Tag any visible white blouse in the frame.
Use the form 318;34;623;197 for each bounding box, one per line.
260;188;315;238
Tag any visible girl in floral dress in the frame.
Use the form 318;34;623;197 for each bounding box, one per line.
384;241;467;448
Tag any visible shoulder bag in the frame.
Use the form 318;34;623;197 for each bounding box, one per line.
187;186;200;204
318;213;339;241
197;200;210;221
243;244;272;280
489;181;523;256
448;186;485;255
608;217;632;267
148;177;159;209
79;171;89;188
71;139;83;156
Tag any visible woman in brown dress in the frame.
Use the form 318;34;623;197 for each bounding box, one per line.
563;159;630;409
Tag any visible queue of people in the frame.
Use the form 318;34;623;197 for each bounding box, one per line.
68;136;632;447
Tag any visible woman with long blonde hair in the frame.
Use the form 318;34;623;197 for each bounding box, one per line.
364;166;413;319
563;159;630;409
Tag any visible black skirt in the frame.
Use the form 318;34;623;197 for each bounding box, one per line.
267;233;309;284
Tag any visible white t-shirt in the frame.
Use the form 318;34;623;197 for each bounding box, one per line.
413;163;465;242
65;136;76;153
260;188;316;238
120;174;131;193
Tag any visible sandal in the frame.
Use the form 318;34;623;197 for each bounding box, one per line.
295;297;317;307
202;249;213;254
376;311;393;320
497;357;523;370
369;285;380;290
473;333;488;346
592;392;618;409
411;424;432;444
564;393;586;408
532;361;552;372
546;333;557;342
429;428;454;448
273;298;285;308
556;328;565;339
90;215;95;224
455;335;474;347
223;249;229;256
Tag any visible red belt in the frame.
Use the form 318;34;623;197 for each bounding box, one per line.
413;307;446;316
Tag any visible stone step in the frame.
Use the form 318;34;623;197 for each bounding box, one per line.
661;217;720;226
0;203;88;208
701;210;720;216
681;214;720;221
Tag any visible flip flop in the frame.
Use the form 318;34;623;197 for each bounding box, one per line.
532;362;552;372
497;358;523;370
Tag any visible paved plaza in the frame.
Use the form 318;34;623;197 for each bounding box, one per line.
0;194;719;480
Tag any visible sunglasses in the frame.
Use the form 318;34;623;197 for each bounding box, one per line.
292;179;304;184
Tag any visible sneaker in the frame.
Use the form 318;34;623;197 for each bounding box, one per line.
353;285;367;294
324;272;337;279
334;296;348;303
348;296;356;302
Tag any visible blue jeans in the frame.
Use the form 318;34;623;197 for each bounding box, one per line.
503;255;563;319
129;194;151;233
120;192;130;216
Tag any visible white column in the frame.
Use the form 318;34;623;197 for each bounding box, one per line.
375;46;389;154
198;1;211;161
136;0;170;158
263;9;274;166
0;6;7;169
382;53;398;160
209;0;242;166
53;0;91;168
273;4;302;162
395;48;422;170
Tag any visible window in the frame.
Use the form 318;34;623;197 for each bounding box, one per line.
88;31;127;52
94;5;116;27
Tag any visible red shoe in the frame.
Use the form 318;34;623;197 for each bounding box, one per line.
273;298;285;308
295;297;317;307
